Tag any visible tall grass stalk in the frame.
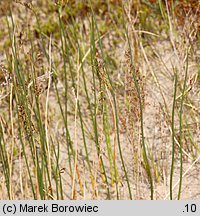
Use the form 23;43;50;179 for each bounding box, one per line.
89;16;111;199
0;122;11;199
178;49;189;200
170;72;177;200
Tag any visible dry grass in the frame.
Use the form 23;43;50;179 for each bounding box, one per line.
0;0;200;200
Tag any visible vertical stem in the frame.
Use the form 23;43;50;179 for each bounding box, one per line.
170;72;177;200
178;49;189;200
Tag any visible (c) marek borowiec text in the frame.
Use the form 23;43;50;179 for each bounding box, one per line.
19;203;99;213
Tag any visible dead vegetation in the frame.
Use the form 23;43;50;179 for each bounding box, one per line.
0;0;199;200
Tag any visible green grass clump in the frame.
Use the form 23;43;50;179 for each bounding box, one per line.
0;0;199;200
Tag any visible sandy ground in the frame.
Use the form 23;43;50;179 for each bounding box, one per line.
0;1;200;200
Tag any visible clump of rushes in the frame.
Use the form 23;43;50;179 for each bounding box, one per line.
90;2;133;199
123;49;145;199
0;0;199;200
123;1;153;199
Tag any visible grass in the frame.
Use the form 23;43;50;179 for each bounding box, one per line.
0;0;200;200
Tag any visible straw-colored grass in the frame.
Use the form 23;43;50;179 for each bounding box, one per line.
0;0;199;200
